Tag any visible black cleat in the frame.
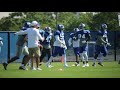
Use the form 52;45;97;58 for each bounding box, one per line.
3;63;8;70
98;62;104;66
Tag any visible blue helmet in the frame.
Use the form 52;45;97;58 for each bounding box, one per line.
73;28;79;32
57;24;64;30
24;22;31;28
21;22;31;31
45;26;51;33
79;23;85;30
101;23;107;29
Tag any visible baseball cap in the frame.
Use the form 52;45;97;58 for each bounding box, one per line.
31;21;38;26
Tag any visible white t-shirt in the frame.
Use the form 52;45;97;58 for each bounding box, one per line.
15;28;44;48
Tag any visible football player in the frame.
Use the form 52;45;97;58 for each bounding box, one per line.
3;22;31;70
92;23;111;66
77;23;91;67
39;26;53;67
46;24;68;68
68;28;80;66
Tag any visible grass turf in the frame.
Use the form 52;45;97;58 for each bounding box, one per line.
0;61;120;78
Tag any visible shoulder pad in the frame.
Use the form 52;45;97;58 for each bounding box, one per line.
54;30;60;36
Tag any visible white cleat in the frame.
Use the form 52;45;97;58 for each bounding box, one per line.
64;64;69;68
47;64;53;68
30;67;36;70
36;68;42;70
86;63;89;67
82;64;86;67
72;63;80;66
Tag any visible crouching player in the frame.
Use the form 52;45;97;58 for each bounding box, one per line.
46;24;69;68
92;23;111;66
68;28;80;66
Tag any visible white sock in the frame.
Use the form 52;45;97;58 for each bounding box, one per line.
83;51;88;62
99;53;103;63
80;53;85;62
62;54;67;66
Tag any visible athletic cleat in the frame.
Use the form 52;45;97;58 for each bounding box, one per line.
72;63;80;66
86;63;89;67
98;62;104;66
75;63;80;66
82;64;86;67
19;66;28;70
30;67;36;70
3;62;8;70
92;63;96;67
64;64;69;68
47;65;54;68
36;68;42;70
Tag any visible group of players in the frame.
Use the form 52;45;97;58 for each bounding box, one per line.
2;20;111;70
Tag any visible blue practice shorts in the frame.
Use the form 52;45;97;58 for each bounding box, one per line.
73;47;80;56
52;46;66;57
95;45;108;56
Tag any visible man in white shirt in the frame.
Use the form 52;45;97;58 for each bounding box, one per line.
15;21;44;70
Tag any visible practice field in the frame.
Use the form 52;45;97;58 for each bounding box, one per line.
0;61;120;78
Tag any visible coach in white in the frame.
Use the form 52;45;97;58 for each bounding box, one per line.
15;21;44;70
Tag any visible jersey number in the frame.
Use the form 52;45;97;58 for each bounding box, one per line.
78;34;85;38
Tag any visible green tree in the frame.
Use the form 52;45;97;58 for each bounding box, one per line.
92;12;119;31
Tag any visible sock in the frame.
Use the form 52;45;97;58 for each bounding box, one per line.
99;53;103;63
76;55;79;64
83;61;85;64
86;61;88;63
93;54;98;64
93;58;96;64
46;56;53;65
83;51;88;63
63;54;67;66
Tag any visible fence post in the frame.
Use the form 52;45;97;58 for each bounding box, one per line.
8;32;10;61
114;31;116;61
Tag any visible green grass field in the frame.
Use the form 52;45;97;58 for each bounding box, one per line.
0;61;120;78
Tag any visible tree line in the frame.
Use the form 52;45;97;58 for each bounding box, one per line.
0;12;119;31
